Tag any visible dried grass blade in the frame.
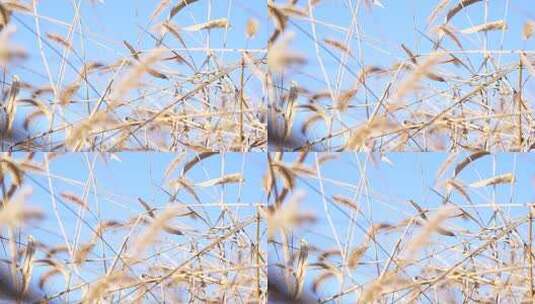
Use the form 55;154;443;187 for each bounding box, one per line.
0;3;10;30
4;75;20;134
274;163;295;190
336;87;357;111
523;21;535;40
164;154;185;178
312;272;336;293
436;25;464;49
268;3;288;32
137;197;156;217
469;173;515;188
279;4;308;17
318;249;341;262
73;241;95;265
146;67;168;79
332;195;359;210
445;179;473;206
66;111;115;150
360;273;403;304
0;156;22;185
324;38;352;57
170;0;199;19
0;189;42;229
446;0;482;22
408;200;428;220
460;20;507;34
39;269;61;289
454;151;489;176
347;243;368;269
394;52;443;100
345;117;394;150
183;152;216;174
60;192;87;209
263;190;315;237
150;0;171;20
21;236;36;296
131;206;185;254
19;159;45;173
2;2;31;13
401;43;418;64
162;224;184;235
301;114;322;135
138;199;185;235
122;42;168;78
109;47;165;104
46;32;72;50
122;40;139;60
293;239;308;299
404;206;456;257
59;81;80;106
183;18;230;31
83;272;132;303
520;52;535;77
268;33;306;72
245;18;258;38
428;0;450;25
196;173;244;187
170;178;202;204
435;153;458;181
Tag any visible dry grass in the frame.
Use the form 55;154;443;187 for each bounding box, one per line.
4;1;535;303
267;0;535;151
267;152;535;303
0;0;266;151
0;152;266;303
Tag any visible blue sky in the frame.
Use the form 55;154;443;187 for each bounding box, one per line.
268;152;535;302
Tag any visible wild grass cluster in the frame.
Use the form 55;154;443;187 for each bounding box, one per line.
3;0;535;303
1;0;266;151
0;152;266;303
266;152;535;303
267;0;535;151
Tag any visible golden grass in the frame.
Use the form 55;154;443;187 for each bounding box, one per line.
267;0;535;151
0;153;266;303
267;152;535;303
0;1;266;151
